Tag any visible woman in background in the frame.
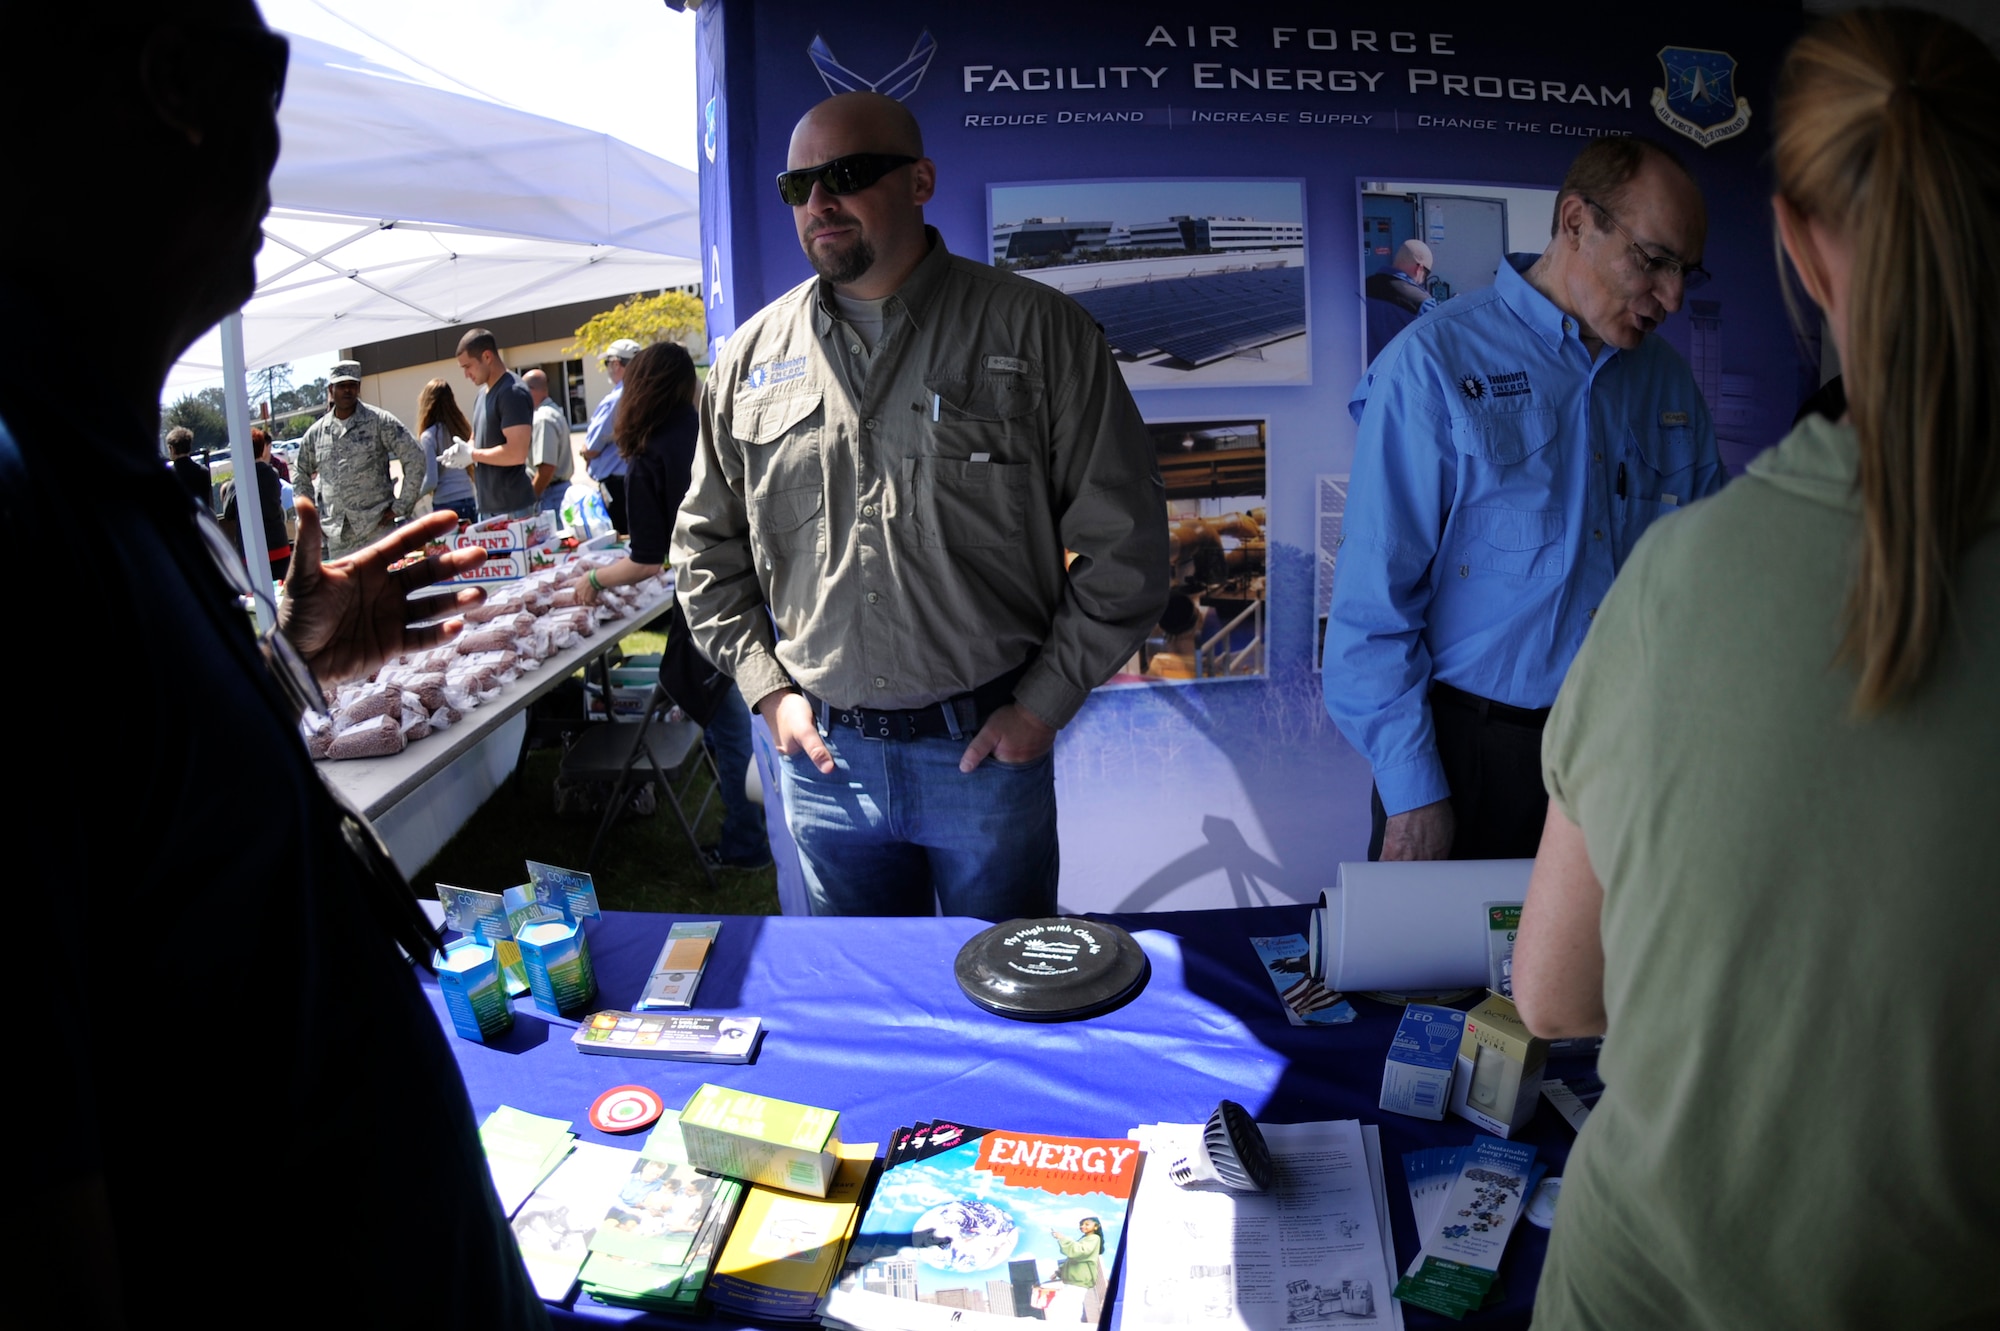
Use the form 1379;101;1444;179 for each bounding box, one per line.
220;424;292;587
417;377;477;522
1516;10;1999;1327
573;342;772;871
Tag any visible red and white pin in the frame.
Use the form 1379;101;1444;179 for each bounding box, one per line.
589;1084;665;1134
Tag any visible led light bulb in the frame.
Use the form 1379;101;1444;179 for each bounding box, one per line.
1166;1100;1275;1193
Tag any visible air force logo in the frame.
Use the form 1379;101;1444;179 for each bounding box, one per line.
703;97;717;164
1651;47;1753;148
808;30;938;101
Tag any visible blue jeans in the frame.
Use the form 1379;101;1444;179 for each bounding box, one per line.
779;727;1059;918
703;683;769;863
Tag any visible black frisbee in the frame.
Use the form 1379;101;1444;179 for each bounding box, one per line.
953;917;1150;1021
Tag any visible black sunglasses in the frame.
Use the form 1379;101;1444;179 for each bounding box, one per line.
776;153;918;207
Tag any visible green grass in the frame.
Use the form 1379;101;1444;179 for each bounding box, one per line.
413;630;781;915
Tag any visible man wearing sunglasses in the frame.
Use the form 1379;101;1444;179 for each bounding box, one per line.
673;92;1168;918
1323;137;1725;863
3;5;548;1327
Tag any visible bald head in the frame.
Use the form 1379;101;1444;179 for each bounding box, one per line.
789;92;924;167
784;93;937;298
522;368;549;404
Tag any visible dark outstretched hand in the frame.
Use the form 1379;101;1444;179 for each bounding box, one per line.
278;497;487;685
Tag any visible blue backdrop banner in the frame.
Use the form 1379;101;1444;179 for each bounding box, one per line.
698;0;1809;913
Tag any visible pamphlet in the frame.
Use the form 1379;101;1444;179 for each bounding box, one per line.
587;1150;722;1268
1483;904;1521;998
438;883;528;994
820;1121;1140;1331
578;1112;747;1312
480;1105;577;1218
1122;1119;1402;1331
1249;934;1357;1026
709;1142;880;1321
511;1141;641;1300
572;1011;762;1062
637;920;723;1010
526;859;603;921
1392;1137;1538;1319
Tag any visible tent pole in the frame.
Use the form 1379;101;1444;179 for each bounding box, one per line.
219;311;275;633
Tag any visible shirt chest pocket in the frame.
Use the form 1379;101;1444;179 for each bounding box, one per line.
1446;407;1565;580
735;390;824;552
1623;413;1699;501
1450;505;1566;579
923;368;1045;458
903;455;1030;549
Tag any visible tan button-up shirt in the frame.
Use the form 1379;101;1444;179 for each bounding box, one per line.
672;231;1169;729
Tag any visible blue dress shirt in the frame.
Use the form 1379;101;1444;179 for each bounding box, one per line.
583;383;627;481
1323;255;1724;815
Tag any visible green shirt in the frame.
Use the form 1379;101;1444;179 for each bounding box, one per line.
1536;416;2000;1329
1054;1230;1100;1287
672;230;1169;726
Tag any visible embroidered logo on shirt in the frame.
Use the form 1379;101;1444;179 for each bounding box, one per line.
1458;374;1487;402
984;355;1031;374
1488;371;1531;398
744;356;808;391
1660;410;1689;426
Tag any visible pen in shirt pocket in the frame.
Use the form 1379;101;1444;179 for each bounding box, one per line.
1616;462;1627;500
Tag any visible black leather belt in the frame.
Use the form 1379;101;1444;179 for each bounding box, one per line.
1432;681;1553;728
804;661;1032;742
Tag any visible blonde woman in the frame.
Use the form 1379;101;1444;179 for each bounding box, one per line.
1516;9;2000;1327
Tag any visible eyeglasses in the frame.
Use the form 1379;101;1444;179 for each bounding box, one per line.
776;153;919;206
192;504;328;724
1582;197;1711;290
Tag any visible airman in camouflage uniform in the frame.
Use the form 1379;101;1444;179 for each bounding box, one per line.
296;360;430;558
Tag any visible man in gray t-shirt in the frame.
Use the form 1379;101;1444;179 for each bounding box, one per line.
453;326;537;519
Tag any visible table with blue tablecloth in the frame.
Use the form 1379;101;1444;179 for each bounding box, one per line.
424;907;1583;1329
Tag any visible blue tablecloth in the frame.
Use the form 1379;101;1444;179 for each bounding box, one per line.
423;907;1580;1329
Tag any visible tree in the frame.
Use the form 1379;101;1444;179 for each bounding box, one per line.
568;289;706;361
162;394;229;452
251;363;295;419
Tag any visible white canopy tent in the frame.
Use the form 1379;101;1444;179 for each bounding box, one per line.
182;29;701;629
170;30;702;393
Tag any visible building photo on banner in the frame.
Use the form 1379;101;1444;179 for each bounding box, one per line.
699;0;1812;913
989;179;1309;390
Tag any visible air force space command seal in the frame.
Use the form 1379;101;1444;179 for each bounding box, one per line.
1651;47;1752;148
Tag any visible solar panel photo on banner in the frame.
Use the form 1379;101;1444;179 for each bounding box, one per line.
1071;268;1307;367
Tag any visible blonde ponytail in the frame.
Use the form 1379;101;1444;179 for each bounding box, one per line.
1772;8;2000;712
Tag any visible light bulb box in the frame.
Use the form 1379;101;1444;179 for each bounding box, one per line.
676;1083;843;1198
1448;994;1548;1137
1380;1004;1465;1120
513;915;597;1017
434;937;514;1042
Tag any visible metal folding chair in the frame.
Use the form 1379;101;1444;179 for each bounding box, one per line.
557;683;722;888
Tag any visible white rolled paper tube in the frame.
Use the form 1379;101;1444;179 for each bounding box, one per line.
1316;859;1533;992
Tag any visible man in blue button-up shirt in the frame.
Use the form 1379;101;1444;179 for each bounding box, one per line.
581;338;641;533
1323;138;1725;861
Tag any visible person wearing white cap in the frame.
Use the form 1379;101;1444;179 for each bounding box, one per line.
1363;239;1436;361
294;358;430;558
581;337;643;534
